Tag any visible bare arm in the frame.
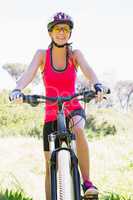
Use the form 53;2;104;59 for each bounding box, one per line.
73;49;99;85
15;49;45;90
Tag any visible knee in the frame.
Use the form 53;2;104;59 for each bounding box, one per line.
72;126;84;136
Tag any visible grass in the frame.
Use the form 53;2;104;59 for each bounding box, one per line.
100;192;133;200
0;189;33;200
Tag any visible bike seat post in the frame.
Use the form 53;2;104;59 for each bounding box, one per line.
48;134;56;153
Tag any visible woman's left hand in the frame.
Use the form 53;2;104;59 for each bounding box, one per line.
94;83;104;102
95;91;104;102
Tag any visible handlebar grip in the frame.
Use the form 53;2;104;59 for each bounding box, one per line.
99;86;111;94
82;90;96;103
23;95;40;106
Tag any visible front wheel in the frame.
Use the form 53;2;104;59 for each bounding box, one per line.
57;149;74;200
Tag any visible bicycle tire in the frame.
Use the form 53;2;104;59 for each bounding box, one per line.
57;145;74;200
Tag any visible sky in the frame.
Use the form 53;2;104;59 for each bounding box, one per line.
0;0;133;83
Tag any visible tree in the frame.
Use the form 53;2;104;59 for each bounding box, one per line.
115;80;133;111
2;63;41;84
2;63;27;80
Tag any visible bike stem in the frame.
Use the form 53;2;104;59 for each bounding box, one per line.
57;103;66;133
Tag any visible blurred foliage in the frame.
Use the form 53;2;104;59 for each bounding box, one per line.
0;90;115;139
100;192;133;200
85;114;117;137
0;189;132;200
0;90;43;138
0;189;32;200
0;90;133;139
85;104;133;139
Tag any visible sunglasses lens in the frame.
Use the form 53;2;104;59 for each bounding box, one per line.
64;27;70;33
53;26;70;34
53;27;60;33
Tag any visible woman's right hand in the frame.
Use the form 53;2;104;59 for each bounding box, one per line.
9;89;24;104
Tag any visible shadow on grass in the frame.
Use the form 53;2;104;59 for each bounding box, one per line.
0;189;33;200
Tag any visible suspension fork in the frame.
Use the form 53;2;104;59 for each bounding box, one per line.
50;145;81;200
70;149;81;200
50;151;57;200
48;133;57;200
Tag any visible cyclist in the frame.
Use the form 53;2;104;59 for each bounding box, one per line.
10;12;104;199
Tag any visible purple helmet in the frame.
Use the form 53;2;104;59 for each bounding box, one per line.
47;12;74;31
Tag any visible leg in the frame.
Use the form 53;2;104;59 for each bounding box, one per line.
43;121;57;200
44;151;51;200
69;115;98;196
69;115;90;181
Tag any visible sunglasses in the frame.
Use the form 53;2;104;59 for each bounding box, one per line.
52;26;71;34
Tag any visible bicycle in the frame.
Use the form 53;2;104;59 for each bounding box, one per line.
21;89;110;200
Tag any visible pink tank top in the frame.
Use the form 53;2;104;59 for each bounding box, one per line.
42;48;82;122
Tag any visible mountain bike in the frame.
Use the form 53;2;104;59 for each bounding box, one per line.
22;89;110;200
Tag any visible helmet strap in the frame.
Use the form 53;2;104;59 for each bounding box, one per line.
52;40;67;48
52;40;72;48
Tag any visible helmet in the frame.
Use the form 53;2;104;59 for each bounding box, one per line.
47;12;74;32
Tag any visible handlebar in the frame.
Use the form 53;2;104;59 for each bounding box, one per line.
22;88;110;107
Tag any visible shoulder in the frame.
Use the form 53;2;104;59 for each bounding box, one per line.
35;49;46;63
73;49;84;58
35;49;46;72
72;49;84;67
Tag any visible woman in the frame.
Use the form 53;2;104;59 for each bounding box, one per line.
10;12;103;199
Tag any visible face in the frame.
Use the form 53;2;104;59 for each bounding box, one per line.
49;24;71;46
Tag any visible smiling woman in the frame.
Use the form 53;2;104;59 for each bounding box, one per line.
9;11;106;200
